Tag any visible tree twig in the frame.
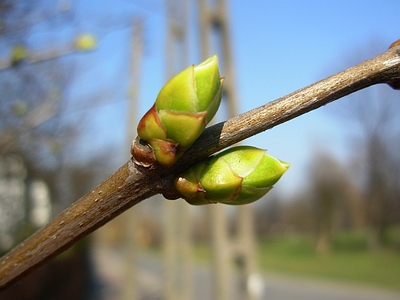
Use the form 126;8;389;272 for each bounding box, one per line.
1;41;399;290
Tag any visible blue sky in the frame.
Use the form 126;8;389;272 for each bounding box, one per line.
223;1;400;197
66;0;400;198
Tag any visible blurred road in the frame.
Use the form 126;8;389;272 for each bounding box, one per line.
93;247;400;300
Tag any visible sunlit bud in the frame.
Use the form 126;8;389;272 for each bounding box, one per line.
174;146;289;205
75;34;97;51
136;55;223;167
11;45;28;64
12;100;29;116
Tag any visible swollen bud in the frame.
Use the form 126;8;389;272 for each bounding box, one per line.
11;45;28;64
174;146;289;205
74;34;97;51
136;55;223;167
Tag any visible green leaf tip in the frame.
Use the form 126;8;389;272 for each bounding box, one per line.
174;146;290;205
136;55;223;167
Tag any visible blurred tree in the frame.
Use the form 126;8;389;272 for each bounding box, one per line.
281;195;314;234
354;89;400;249
327;42;400;250
0;0;79;250
0;1;112;298
0;0;111;239
253;196;282;237
308;152;351;254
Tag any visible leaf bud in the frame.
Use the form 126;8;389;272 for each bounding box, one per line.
136;55;223;167
174;146;289;205
75;34;97;51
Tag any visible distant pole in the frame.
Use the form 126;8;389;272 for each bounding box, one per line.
163;1;192;300
121;19;144;300
197;0;258;299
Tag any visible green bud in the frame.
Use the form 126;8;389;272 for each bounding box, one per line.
174;146;289;205
75;34;97;51
11;45;28;64
136;55;223;167
12;100;29;116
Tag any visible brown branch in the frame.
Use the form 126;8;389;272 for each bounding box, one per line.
1;41;400;290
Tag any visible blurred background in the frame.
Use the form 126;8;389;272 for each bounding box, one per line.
1;0;400;299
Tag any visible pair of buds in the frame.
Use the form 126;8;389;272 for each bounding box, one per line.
135;56;289;205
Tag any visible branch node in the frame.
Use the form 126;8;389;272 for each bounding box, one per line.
131;136;157;168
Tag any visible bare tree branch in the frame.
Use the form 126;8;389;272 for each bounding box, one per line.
1;41;400;290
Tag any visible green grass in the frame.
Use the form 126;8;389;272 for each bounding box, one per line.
257;230;400;290
161;228;400;290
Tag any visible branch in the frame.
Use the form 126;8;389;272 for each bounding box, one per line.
1;41;399;290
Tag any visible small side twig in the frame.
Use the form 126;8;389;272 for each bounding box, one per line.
1;41;399;290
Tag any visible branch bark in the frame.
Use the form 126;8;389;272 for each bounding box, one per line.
1;41;400;290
